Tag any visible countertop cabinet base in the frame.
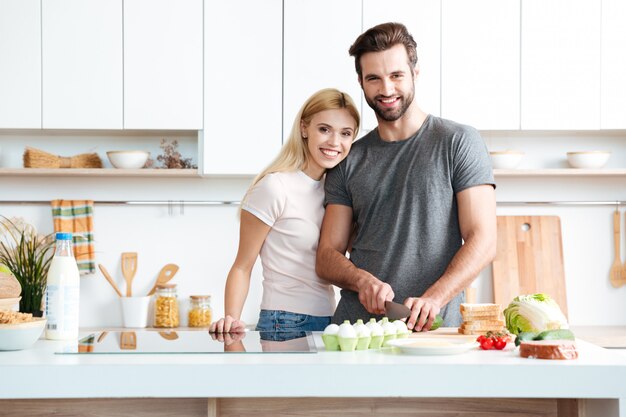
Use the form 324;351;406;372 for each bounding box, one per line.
0;398;586;417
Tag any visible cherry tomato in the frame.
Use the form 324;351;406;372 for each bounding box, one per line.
480;337;494;350
494;337;507;350
476;335;486;343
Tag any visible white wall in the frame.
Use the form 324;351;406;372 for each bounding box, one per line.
2;130;626;327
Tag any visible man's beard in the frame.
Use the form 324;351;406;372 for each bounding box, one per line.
365;87;415;122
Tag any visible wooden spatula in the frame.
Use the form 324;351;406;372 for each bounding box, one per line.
121;252;138;297
147;263;179;296
610;210;623;288
622;211;626;287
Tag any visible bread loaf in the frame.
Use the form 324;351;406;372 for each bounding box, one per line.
0;272;21;298
458;303;505;335
519;340;578;360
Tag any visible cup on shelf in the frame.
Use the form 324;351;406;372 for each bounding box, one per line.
119;296;151;328
489;150;525;169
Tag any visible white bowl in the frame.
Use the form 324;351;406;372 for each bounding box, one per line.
107;151;150;169
0;297;21;311
0;317;46;351
566;151;611;169
489;151;525;169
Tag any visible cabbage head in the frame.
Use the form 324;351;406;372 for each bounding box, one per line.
504;293;568;335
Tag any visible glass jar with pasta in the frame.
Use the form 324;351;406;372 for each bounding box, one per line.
154;284;179;328
188;295;212;328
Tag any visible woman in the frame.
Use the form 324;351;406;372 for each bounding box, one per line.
210;88;360;334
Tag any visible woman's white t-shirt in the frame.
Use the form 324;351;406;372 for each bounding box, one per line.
241;170;335;317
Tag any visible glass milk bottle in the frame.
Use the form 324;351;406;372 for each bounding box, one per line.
45;232;80;340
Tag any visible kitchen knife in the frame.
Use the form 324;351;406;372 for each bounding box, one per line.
384;301;411;320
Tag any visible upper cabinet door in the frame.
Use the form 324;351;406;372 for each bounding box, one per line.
521;0;601;130
283;0;362;138
601;0;626;129
201;0;282;175
124;0;202;130
42;0;122;129
363;0;441;132
442;0;520;130
0;0;41;129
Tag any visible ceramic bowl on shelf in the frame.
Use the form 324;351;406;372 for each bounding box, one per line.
106;151;150;169
566;151;611;169
0;317;46;351
489;151;525;169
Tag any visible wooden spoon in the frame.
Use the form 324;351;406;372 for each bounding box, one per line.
622;210;626;286
610;210;623;288
98;264;123;297
147;264;179;296
121;252;138;297
120;331;137;350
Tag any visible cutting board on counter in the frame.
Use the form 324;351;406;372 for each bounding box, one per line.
492;216;568;318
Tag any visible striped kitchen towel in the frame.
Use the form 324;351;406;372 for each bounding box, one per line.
51;200;96;275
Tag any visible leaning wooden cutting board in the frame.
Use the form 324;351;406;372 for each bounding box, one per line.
492;216;568;318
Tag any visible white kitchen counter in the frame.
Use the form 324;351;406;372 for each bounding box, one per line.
1;330;625;417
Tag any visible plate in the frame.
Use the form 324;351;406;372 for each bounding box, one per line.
386;337;479;355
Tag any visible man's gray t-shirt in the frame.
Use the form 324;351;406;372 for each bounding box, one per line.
324;115;495;326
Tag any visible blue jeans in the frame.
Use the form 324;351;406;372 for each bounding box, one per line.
256;310;331;341
255;310;331;332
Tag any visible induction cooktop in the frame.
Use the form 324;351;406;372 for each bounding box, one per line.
56;330;317;354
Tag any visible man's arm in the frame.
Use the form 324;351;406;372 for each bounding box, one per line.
406;184;497;331
316;204;394;315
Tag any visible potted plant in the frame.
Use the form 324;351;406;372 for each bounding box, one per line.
0;216;55;316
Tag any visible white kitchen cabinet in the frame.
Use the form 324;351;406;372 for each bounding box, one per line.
201;0;282;176
124;0;202;130
283;0;362;138
601;0;626;129
521;0;601;130
362;0;441;132
42;0;122;129
441;0;520;130
0;0;41;129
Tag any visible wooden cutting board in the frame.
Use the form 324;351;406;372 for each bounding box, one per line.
492;216;568;318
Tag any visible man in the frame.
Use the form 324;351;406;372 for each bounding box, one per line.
316;22;496;331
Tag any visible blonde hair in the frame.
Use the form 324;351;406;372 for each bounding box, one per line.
244;88;360;201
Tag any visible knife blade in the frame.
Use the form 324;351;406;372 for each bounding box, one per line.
384;300;412;320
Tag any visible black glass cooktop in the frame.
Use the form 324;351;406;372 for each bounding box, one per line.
56;330;317;354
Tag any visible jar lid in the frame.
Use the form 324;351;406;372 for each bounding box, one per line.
156;284;177;289
190;295;210;300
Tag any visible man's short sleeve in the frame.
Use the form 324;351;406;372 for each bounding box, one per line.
324;163;352;208
452;127;496;193
241;174;286;226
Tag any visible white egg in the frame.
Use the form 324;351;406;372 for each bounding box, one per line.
381;320;397;336
323;323;340;335
354;322;371;338
393;320;409;334
366;318;384;336
338;320;357;338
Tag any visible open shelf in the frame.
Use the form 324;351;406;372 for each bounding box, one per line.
494;169;626;177
0;168;200;177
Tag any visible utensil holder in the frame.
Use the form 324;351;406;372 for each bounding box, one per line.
120;296;151;328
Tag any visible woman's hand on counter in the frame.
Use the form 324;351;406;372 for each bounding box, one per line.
209;315;247;334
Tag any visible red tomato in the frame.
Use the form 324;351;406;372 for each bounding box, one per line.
494;338;507;350
480;337;494;350
476;335;486;343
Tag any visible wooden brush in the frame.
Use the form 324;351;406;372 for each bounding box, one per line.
23;146;103;168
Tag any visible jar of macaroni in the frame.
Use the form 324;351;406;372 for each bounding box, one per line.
188;295;212;327
154;284;179;328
